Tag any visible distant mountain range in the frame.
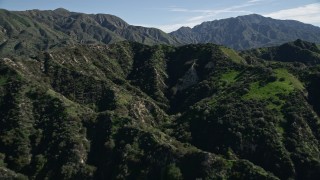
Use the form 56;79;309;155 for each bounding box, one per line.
170;14;320;50
1;9;320;57
0;8;181;57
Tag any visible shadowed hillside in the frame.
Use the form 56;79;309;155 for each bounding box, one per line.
241;39;320;65
1;40;320;179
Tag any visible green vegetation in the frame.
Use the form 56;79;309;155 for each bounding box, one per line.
244;80;292;100
221;47;245;63
164;164;183;180
0;9;182;58
243;68;303;99
243;68;304;111
220;70;240;85
241;39;320;65
274;68;304;90
1;11;320;179
0;76;8;86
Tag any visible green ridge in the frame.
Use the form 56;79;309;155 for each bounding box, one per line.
1;29;320;179
221;47;245;64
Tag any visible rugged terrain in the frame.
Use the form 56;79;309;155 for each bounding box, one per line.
1;8;320;180
1;9;320;56
0;8;181;57
1;39;320;179
170;14;320;50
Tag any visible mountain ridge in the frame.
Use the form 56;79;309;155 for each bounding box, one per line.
2;8;320;179
1;39;320;179
2;9;320;57
170;14;320;50
241;39;320;65
0;8;182;57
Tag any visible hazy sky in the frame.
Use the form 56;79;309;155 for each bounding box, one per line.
1;0;319;32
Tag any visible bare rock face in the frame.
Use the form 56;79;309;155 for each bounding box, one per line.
176;61;199;91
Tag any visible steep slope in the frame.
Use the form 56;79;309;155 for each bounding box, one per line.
241;39;320;65
0;42;277;179
0;8;181;57
1;41;320;179
170;14;320;50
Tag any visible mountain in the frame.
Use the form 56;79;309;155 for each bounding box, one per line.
241;39;320;65
170;14;320;50
2;7;320;179
1;39;320;179
2;9;320;56
0;8;182;57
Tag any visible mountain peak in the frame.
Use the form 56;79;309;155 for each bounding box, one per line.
235;13;271;23
54;7;69;12
175;26;192;32
94;13;129;29
238;13;265;18
170;14;320;50
53;8;70;15
180;26;192;30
